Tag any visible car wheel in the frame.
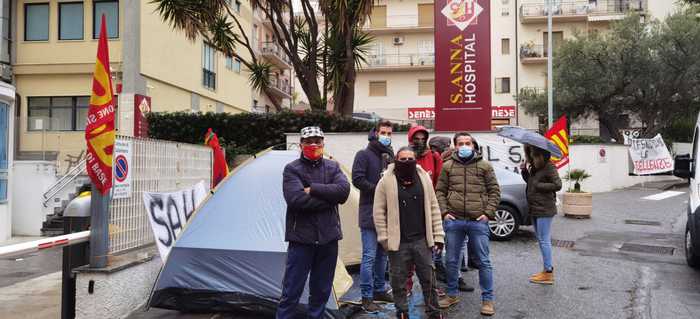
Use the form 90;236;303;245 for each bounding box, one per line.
686;226;700;268
489;204;520;241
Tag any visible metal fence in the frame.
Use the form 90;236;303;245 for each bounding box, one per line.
108;136;212;254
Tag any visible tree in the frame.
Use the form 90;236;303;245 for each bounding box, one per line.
518;10;700;142
153;0;373;115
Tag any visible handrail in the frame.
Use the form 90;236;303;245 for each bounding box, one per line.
42;158;87;208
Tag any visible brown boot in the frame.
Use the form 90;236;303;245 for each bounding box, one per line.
480;300;495;316
529;271;547;281
530;270;554;285
438;295;459;309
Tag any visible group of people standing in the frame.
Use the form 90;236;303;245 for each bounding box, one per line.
277;122;562;319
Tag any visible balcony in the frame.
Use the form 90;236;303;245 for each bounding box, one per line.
519;1;646;24
268;77;292;100
259;42;292;69
519;44;548;64
359;54;435;72
363;15;434;34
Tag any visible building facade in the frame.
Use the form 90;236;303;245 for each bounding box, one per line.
13;0;291;167
354;0;678;132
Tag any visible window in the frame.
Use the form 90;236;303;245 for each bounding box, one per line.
59;2;84;40
235;0;242;13
418;79;434;96
501;38;510;55
25;3;49;41
27;96;90;131
543;31;564;57
369;81;387;96
370;5;387;28
202;43;216;89
495;77;511;94
93;0;119;39
225;55;233;70
418;4;434;27
233;58;241;73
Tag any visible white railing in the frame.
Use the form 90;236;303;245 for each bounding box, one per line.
42;158;86;207
108;136;212;254
364;53;435;68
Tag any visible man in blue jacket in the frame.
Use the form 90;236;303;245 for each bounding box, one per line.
351;120;395;313
278;126;351;319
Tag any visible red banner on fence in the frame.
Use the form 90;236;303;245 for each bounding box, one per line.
435;0;492;131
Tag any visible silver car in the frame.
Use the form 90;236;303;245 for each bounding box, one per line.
490;167;530;241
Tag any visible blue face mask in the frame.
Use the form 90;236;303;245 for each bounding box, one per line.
378;135;391;146
458;145;473;158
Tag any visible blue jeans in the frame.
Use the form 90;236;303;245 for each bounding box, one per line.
360;228;388;298
533;217;554;271
444;219;494;301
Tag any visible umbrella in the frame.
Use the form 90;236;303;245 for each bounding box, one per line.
497;126;563;158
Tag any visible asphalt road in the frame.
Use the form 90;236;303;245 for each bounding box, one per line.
128;186;700;319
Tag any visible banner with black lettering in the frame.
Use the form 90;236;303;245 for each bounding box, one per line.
143;181;209;261
628;134;674;175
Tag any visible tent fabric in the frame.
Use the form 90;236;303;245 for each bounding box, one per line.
150;150;358;316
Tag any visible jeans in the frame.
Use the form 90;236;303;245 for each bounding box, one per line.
276;241;338;319
387;239;440;318
444;219;494;301
360;228;388;298
533;217;554;271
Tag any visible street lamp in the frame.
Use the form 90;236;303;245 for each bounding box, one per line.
547;0;554;128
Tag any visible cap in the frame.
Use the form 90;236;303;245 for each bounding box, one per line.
300;126;325;139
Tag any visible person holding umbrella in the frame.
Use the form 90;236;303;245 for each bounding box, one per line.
497;126;563;286
520;144;562;285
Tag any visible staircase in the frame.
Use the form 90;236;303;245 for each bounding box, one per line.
40;159;89;236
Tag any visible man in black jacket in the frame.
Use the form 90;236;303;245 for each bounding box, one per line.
352;120;395;313
278;126;351;319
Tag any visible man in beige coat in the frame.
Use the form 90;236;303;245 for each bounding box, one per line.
373;146;445;319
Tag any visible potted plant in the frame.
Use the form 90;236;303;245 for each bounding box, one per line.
562;169;593;218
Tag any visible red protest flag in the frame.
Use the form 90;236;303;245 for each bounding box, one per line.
85;15;116;194
205;128;230;188
545;116;570;169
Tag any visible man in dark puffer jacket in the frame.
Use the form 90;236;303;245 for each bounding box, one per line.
278;126;351;319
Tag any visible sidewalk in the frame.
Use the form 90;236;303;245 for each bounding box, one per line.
0;271;61;319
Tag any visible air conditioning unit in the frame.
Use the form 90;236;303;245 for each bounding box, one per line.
392;36;404;45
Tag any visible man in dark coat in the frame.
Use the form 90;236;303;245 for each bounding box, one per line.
278;126;351;319
352;120;395;313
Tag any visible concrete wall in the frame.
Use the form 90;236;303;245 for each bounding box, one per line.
11;161;57;236
76;255;161;319
286;132;678;193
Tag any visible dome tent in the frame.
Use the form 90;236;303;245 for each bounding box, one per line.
148;150;359;317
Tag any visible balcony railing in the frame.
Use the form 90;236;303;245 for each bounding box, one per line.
365;15;434;29
269;77;292;97
519;44;548;60
259;41;293;67
520;87;546;95
520;1;646;20
363;53;435;68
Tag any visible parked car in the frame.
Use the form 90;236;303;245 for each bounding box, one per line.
672;111;700;268
352;112;382;123
490;166;530;241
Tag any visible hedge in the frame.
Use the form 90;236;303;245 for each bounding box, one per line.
146;110;410;160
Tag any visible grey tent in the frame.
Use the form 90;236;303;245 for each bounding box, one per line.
149;150;354;317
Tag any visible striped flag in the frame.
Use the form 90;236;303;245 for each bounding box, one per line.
545;116;569;169
85;15;116;194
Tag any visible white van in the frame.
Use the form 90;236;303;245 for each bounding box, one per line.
674;113;700;268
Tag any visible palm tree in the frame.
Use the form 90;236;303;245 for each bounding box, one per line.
152;0;374;115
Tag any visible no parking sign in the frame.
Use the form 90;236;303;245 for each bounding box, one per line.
112;140;133;199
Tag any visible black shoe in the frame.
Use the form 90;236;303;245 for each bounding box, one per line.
362;298;382;314
374;290;394;303
435;263;447;283
461;264;469;272
458;278;475;292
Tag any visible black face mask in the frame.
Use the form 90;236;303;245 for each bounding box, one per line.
394;160;417;185
413;141;426;156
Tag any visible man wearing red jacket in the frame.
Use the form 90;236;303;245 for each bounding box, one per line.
407;126;443;187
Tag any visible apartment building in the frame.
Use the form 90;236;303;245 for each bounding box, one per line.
13;0;292;166
251;8;294;113
355;0;678;131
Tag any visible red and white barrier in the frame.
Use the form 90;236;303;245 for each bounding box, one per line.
0;231;90;258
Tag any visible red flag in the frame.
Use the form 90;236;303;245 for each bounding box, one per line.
85;15;116;194
205;128;230;188
545;116;569;169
